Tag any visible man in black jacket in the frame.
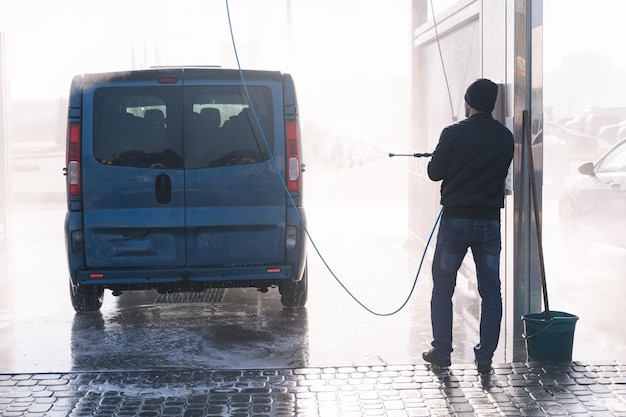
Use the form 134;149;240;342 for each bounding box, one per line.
422;79;514;373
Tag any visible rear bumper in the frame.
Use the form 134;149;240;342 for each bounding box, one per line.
74;264;294;287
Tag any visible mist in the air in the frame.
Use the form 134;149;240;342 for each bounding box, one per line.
2;0;626;362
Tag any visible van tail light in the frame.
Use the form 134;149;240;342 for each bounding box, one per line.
285;119;301;192
67;122;81;196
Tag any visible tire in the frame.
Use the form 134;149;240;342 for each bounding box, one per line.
559;198;590;254
279;264;308;308
69;280;104;313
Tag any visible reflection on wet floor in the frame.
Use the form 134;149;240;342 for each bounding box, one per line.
70;288;311;372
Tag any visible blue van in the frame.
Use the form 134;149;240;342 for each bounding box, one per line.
64;68;307;312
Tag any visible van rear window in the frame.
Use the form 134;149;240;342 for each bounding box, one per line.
92;85;273;170
93;87;184;168
185;86;274;169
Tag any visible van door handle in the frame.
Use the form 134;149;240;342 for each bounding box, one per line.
155;173;172;204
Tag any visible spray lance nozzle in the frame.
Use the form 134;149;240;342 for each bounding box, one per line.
388;152;433;158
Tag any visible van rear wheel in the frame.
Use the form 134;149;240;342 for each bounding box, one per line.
69;281;104;313
279;265;308;308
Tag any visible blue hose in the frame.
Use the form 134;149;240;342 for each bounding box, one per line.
225;0;442;316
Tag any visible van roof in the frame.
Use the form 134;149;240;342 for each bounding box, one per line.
75;67;285;85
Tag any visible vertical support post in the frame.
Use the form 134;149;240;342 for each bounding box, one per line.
511;0;544;360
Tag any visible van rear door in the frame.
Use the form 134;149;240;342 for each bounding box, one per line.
183;73;287;267
81;72;186;268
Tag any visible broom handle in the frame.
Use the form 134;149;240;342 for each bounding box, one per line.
524;110;551;320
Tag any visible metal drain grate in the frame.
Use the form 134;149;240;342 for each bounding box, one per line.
154;288;228;304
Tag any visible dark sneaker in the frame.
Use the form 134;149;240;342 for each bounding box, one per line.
475;360;492;374
422;348;451;368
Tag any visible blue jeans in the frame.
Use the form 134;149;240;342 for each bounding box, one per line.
430;218;502;364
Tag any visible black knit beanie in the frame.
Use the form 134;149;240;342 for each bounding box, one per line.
464;79;498;112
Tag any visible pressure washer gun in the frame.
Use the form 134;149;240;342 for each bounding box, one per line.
388;152;433;158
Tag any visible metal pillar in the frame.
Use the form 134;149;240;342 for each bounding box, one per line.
511;0;544;360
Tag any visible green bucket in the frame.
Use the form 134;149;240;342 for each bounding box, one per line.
522;311;579;361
